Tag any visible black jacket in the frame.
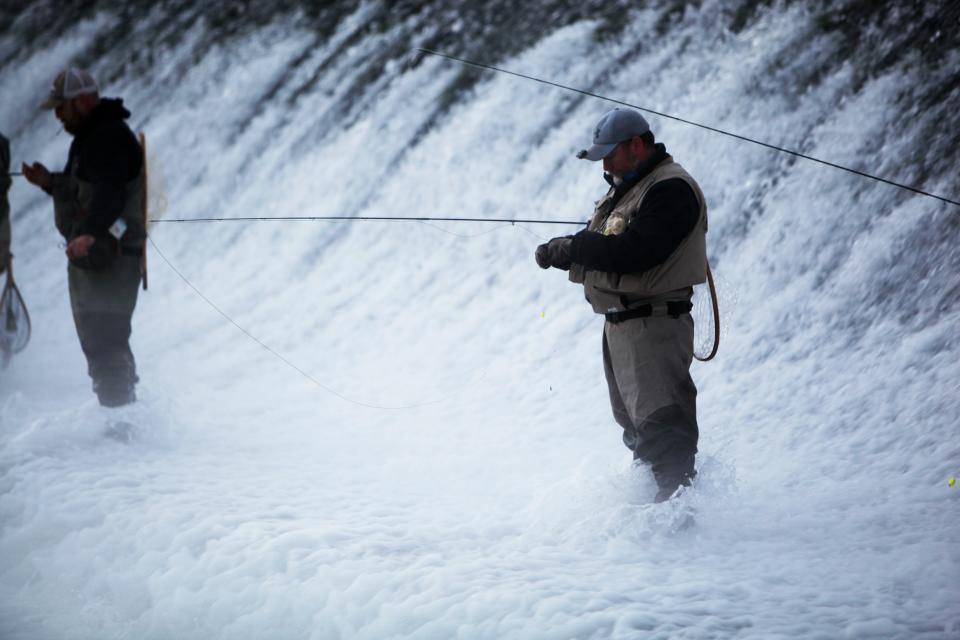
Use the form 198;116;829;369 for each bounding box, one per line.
63;98;142;237
570;143;699;274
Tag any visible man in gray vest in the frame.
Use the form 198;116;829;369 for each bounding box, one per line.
22;68;145;407
0;132;10;274
536;108;708;502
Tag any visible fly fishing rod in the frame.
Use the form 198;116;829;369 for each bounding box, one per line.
150;215;586;225
417;48;959;209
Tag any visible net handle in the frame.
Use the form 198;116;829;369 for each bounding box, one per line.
138;131;149;291
694;261;720;362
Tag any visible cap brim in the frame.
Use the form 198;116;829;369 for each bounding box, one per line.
576;142;617;161
38;97;64;110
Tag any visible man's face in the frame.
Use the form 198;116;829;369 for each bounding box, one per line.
602;136;647;177
55;97;87;134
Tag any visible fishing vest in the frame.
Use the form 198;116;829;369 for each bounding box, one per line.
53;150;145;249
568;157;708;314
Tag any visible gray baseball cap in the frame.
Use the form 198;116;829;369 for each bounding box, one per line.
39;68;99;110
577;108;650;161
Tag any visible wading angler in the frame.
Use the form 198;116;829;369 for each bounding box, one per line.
22;68;146;407
536;108;708;502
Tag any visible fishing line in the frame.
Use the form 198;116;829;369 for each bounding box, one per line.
416;220;521;238
417;48;960;209
147;235;491;411
12;48;959;209
512;223;548;241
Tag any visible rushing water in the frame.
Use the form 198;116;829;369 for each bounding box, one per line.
1;1;958;638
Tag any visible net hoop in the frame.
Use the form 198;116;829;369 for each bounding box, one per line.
1;255;31;356
693;262;720;362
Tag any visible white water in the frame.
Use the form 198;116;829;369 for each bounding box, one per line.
2;2;958;638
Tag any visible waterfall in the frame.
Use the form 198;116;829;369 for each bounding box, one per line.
1;1;958;637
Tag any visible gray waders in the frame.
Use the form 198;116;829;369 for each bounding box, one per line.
68;255;141;407
602;313;698;501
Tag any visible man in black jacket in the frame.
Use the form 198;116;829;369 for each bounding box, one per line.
536;108;708;502
23;68;145;407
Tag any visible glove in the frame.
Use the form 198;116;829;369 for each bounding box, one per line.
535;236;573;270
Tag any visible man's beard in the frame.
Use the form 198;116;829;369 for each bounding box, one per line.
61;112;87;136
606;152;643;187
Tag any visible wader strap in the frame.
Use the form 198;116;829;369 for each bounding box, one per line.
605;300;692;324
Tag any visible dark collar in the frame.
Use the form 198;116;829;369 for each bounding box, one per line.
73;98;131;137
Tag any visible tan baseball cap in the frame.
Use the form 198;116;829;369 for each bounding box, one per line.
39;68;99;110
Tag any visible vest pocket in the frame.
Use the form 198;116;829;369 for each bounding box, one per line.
584;270;622;291
568;263;586;284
